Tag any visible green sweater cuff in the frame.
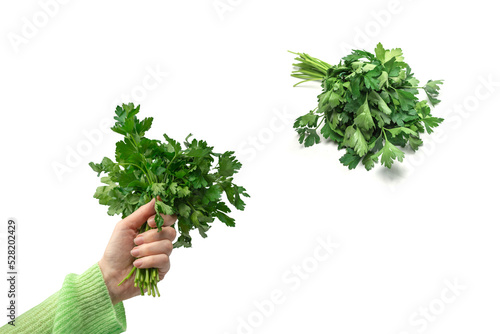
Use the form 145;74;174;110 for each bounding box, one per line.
53;262;127;333
0;263;127;334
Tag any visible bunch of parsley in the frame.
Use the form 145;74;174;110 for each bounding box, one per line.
90;103;249;296
290;43;444;170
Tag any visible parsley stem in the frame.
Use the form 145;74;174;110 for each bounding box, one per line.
152;281;158;297
118;266;136;286
382;128;388;141
127;134;157;185
135;268;141;285
315;116;325;130
292;69;326;78
292;78;322;87
300;53;331;72
165;152;178;182
117;162;154;185
289;51;333;86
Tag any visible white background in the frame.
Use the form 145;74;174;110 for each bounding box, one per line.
1;0;499;333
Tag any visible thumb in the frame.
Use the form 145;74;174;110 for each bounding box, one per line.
122;198;156;229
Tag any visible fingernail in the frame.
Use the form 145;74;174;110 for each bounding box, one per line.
134;236;144;245
130;248;139;257
147;216;155;225
133;259;143;268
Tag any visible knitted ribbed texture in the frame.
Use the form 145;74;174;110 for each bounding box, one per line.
0;263;127;333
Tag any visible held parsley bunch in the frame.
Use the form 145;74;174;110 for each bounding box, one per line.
290;43;444;170
89;103;249;296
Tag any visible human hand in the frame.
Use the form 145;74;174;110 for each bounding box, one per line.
98;198;177;305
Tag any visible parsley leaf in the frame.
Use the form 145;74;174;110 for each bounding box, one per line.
377;138;405;169
339;148;362;170
343;126;368;156
424;80;444;106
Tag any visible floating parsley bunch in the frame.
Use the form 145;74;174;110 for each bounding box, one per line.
89;103;249;296
290;43;444;170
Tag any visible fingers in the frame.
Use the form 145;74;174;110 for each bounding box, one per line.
121;197;178;230
133;254;170;276
131;239;173;258
146;213;177;228
131;226;176;279
122;198;156;229
134;226;176;245
130;240;173;279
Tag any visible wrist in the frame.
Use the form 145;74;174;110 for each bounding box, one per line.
98;260;121;305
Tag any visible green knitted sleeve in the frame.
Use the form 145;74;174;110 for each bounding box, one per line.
0;263;127;333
